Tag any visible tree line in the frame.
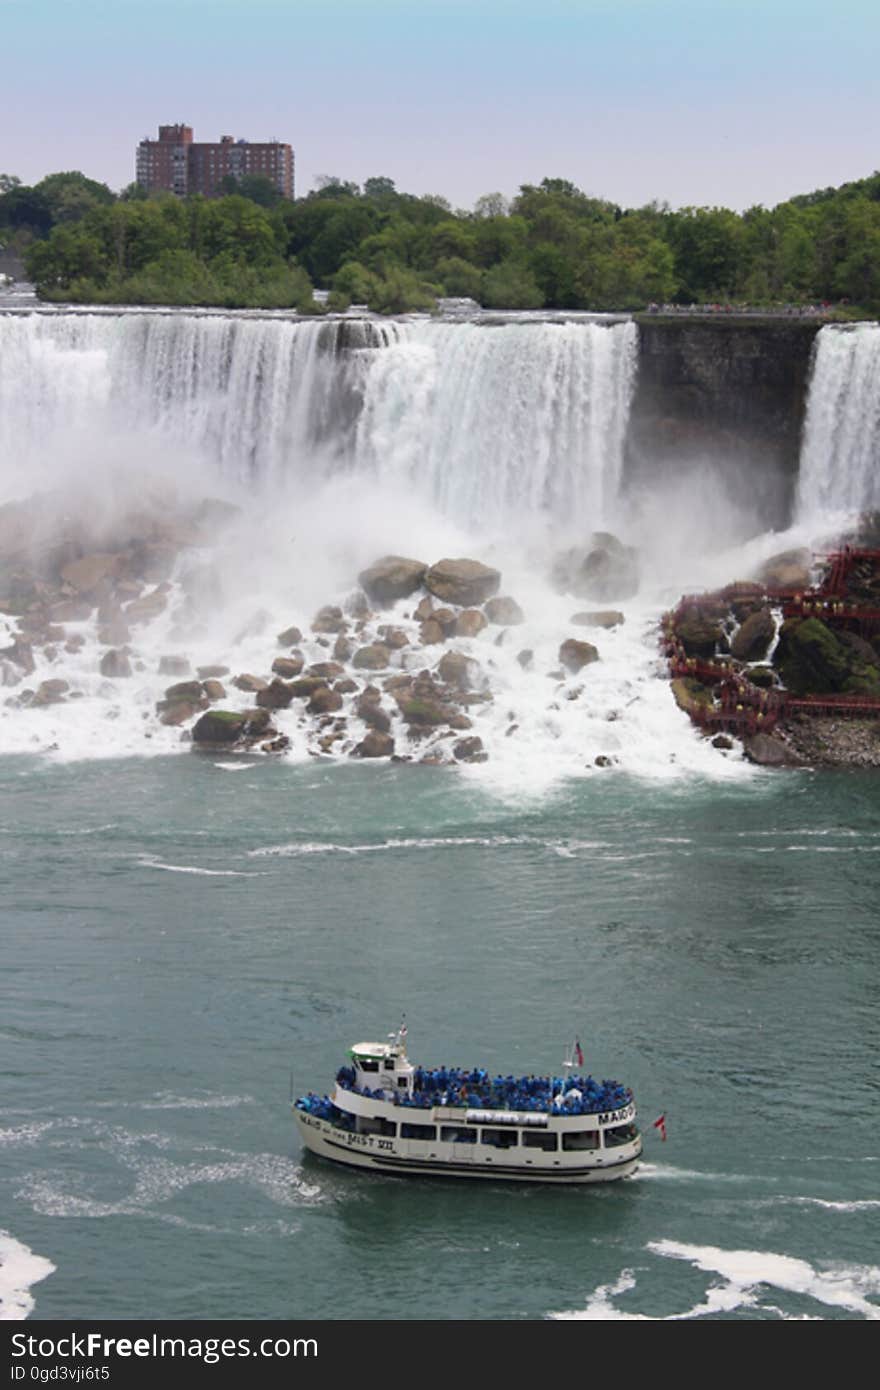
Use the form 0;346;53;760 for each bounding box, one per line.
2;167;879;314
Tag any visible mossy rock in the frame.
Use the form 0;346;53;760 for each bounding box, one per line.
671;677;714;717
745;665;775;689
774;618;853;695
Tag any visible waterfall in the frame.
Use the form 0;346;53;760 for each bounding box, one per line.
797;322;880;522
0;310;637;531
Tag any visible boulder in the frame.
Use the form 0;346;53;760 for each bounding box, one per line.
559;639;599;674
309;661;346;681
594;754;613;767
730;608;775;662
516;649;533;670
308;686;343;715
124;590;167;624
455;609;488;638
256;678;297;709
272;655;304;679
31;678;69;707
357;694;391;732
50;599;94;622
414;596;435;621
163;680;203;704
712;734;734;750
757;548;812;591
395;695;454;727
333;635;354;662
424;558;501;607
377;625;409;650
277;625;303;647
743;732;802;766
97;618;131;647
158;655;191;677
311;606;348;635
202;679;226;701
773;617;870;695
670;677;714;718
453;736;487;763
419;619;446;646
484;596;524;626
745;666;775;689
60;552;123;596
287;676;328;698
354;730;395;758
352;644;391;671
335;678;359;694
437;651;478;691
159;700;201;727
571;610;624;629
197;665;230;679
677;613;724;659
192;710;249;744
233;673;268;693
553;533;639;601
358;556;427;606
100;649;132;679
0;639;35;675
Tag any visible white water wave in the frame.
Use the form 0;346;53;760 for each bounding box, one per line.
551;1240;880;1320
137;855;264;877
0;1231;55;1321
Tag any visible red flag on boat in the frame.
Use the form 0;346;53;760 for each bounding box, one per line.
574;1039;584;1067
653;1114;667;1141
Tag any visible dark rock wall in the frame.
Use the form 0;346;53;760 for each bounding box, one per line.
626;317;822;529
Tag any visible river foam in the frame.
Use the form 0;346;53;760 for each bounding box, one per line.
0;1231;55;1320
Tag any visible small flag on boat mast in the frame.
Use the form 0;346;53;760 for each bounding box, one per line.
574;1038;584;1068
653;1113;667;1142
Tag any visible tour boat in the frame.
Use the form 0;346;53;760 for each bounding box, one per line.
294;1027;642;1183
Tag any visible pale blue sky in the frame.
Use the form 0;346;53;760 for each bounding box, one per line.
2;0;878;209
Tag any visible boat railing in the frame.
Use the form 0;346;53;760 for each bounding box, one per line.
334;1067;633;1118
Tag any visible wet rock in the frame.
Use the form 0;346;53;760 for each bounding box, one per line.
670;677;714;718
559;639;599;674
256;678;297;710
553;533;639;601
60;552;124;596
432;607;457;632
453;736;486;762
277;625;303;647
455;609;488;638
424;558;501;607
356;693;392;732
233;673;269;693
358;556;427;607
197;664;229;679
353;730;395;758
414;596;435;622
308;685;343;715
745;665;775;689
100;649;132;679
262;735;291;754
594;754;613;767
50;598;94;622
677;611;724;659
419;619;446;646
309;661;346;681
124;589;168;625
31;678;70;707
0;639;35;675
774;617;880;696
163;680;203;704
712;734;734;750
335;678;359;695
571;610;624;629
202;679;226;701
730;608;775;662
271;655;304;679
192;710;249;744
98;618;131;647
352;644;391;671
743;732;803;766
516;649;533;670
158;655;191;677
377;625;409;650
756;548;812;591
159;700;201;727
437;651;478;691
344;589;371;619
287;676;328;698
333;634;354;662
484;596;524;626
311;605;348;635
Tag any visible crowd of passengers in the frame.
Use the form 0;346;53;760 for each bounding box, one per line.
333;1064;631;1115
296;1094;354;1127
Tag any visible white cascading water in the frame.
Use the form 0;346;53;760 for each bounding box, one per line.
0;309;763;789
796;322;880;524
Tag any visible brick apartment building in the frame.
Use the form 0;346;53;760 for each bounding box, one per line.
136;125;294;199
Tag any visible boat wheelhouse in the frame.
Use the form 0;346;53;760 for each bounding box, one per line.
294;1031;642;1183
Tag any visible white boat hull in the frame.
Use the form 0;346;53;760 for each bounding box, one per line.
296;1111;641;1184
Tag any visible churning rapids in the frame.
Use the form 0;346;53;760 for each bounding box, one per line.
1;310;879;789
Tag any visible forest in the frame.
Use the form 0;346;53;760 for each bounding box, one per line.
2;166;880;314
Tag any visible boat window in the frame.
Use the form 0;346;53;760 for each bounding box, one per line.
440;1126;476;1144
358;1059;379;1072
397;1076;409;1088
604;1123;638;1147
401;1123;436;1141
480;1128;518;1149
359;1116;397;1137
522;1131;557;1151
562;1130;599;1151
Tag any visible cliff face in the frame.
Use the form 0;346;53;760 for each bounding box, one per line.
627;318;822;529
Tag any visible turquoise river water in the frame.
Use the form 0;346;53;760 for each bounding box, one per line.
1;754;878;1321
